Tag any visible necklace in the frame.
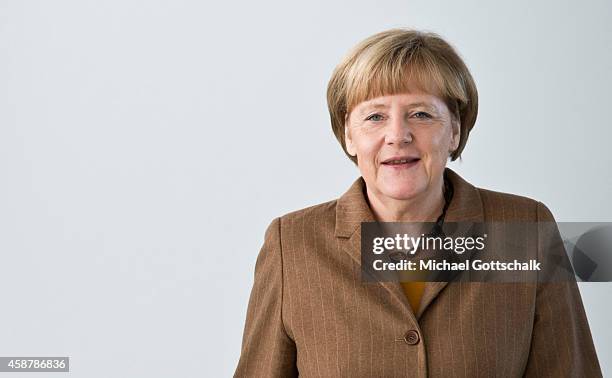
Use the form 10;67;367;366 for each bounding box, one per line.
433;172;454;233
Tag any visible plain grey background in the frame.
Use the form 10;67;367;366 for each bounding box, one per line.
1;0;610;377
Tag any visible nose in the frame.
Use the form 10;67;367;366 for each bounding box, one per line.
385;114;413;145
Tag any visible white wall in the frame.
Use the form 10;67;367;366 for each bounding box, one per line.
1;0;610;376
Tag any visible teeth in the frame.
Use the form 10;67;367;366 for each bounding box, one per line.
388;159;411;164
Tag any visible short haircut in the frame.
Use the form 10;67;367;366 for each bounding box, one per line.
327;29;478;163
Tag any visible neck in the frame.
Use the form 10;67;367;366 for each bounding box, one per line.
366;178;445;223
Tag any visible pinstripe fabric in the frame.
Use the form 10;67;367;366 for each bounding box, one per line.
234;168;602;377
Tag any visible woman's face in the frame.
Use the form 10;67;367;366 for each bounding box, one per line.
345;91;460;202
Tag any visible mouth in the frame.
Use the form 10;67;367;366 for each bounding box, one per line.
381;156;421;169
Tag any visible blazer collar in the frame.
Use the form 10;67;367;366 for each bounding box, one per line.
443;168;485;223
335;177;375;238
334;167;485;320
335;167;484;238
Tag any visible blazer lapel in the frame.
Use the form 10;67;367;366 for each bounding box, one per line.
335;168;485;320
417;168;485;318
335;178;414;318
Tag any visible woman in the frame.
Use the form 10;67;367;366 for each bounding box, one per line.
234;29;601;377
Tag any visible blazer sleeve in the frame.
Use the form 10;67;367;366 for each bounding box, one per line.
523;202;602;377
234;217;298;378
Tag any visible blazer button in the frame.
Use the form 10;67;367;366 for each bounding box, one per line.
404;330;420;345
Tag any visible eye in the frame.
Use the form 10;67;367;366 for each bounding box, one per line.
365;113;384;122
413;111;432;119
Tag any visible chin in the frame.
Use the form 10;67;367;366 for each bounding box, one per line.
380;184;426;200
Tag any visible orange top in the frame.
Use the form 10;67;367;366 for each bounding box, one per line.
397;268;427;314
400;281;425;314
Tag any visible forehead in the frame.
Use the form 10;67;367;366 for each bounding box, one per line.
353;92;447;112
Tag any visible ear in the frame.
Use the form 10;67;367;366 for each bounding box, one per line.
450;119;461;153
344;114;357;157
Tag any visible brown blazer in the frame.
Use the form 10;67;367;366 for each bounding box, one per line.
235;168;602;377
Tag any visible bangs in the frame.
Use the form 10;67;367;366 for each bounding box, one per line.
344;44;469;115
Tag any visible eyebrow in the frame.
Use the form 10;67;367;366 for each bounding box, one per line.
358;101;438;114
407;102;437;110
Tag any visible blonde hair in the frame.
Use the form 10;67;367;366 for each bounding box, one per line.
327;29;478;163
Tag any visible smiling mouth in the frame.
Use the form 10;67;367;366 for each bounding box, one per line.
381;157;421;168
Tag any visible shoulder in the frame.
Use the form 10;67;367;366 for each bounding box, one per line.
260;199;339;239
277;199;338;227
258;200;339;258
446;168;557;222
475;187;556;222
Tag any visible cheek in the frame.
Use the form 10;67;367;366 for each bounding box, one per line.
434;127;453;147
420;129;453;162
354;133;383;163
